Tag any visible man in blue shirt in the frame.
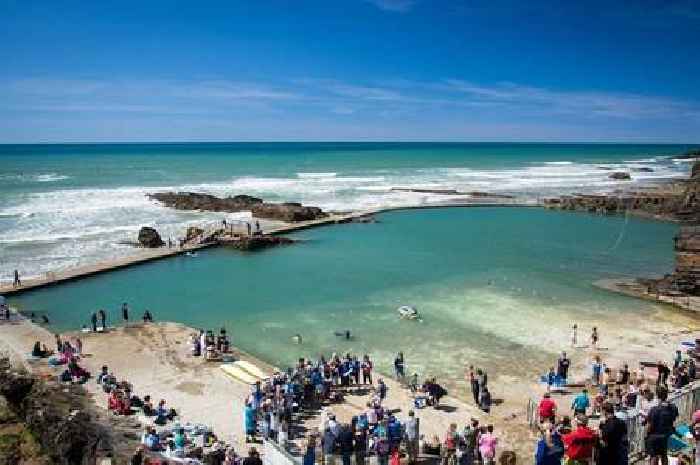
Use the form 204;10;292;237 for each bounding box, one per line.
571;389;590;416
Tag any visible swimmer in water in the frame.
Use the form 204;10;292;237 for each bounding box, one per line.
292;334;302;344
334;330;352;340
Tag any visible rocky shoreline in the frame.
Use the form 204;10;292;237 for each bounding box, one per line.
148;192;327;222
547;155;700;305
0;357;141;465
543;158;699;223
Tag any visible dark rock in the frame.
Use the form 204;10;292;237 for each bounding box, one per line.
251;202;325;222
223;235;294;251
0;358;139;465
671;148;700;160
609;172;631;180
148;192;327;222
137;226;164;248
650;225;700;296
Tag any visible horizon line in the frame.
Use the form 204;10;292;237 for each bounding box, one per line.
1;140;699;146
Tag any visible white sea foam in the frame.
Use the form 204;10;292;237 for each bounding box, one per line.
0;157;692;282
0;172;71;183
34;173;70;182
297;172;337;178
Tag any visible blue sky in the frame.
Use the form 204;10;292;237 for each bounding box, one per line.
1;0;699;142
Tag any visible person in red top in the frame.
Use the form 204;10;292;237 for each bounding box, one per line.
538;392;557;423
562;415;598;464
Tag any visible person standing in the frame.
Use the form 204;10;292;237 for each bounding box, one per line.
479;386;492;413
535;422;564;465
13;270;21;287
598;402;628;465
404;410;420;465
303;436;316;465
538;392;557;424
571;323;578;347
571;389;590;416
362;355;373;385
469;366;480;405
645;387;678;465
98;309;106;329
242;448;262;465
91;312;98;332
477;425;498;465
591;327;598;348
394;352;405;380
656;361;670;387
322;426;337;465
562;416;598;465
557;352;571;384
378;378;387;402
338;425;354;465
121;302;129;323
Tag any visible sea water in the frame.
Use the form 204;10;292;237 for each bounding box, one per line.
7;207;682;391
0;142;695;282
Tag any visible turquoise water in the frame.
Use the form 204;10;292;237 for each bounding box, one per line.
8;207;679;384
0;142;695;283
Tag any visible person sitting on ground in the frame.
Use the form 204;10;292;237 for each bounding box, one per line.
143;427;162;451
32;341;51;357
142;395;155;416
155;399;176;425
171;425;187;455
142;309;153;323
97;365;109;384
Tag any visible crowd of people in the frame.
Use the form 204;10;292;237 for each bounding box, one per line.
189;328;232;360
532;330;700;465
466;366;492;413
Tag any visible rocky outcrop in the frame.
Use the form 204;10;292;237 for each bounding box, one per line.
222;235;294;251
0;359;139;465
671;148;700;160
251;202;325;222
609;172;631;180
137;226;164;248
649;226;700;296
544;160;700;223
148;192;327;222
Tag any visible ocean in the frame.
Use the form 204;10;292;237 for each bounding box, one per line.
2;142;697;390
0;142;695;283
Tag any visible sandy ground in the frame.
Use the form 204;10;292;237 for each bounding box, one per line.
1;308;699;463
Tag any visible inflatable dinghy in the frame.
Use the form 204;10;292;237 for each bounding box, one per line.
398;305;420;320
